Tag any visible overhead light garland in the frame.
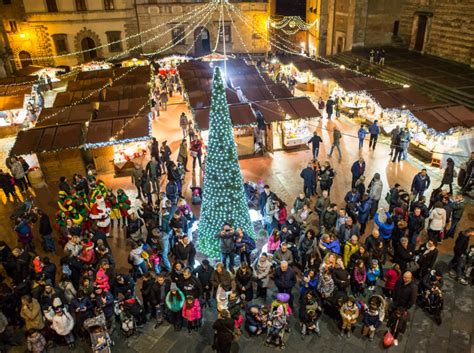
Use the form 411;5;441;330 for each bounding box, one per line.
33;4;217;127
12;1;215;63
270;16;319;35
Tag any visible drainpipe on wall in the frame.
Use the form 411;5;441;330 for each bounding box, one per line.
331;0;336;55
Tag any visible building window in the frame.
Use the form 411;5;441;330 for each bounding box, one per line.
46;0;58;12
106;31;122;52
104;0;114;10
52;34;69;54
75;0;87;11
9;21;18;33
219;24;231;43
171;27;185;45
2;0;12;5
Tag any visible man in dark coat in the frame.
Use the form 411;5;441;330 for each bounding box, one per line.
307;132;323;160
411;169;431;201
368;120;380;150
392;272;418;310
274;261;296;308
407;208;425;251
351;158;366;189
193;259;214;307
448;228;472;285
259;185;274;216
212;310;235;353
177;268;202;299
300;163;316;198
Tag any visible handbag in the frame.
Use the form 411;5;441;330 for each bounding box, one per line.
383;330;394;347
190;151;198;158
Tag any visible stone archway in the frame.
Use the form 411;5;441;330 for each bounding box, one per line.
74;28;103;63
19;51;33;68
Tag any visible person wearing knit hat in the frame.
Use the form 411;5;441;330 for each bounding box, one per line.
340;296;359;338
165;283;185;331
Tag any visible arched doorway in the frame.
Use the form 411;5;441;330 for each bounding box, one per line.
194;27;211;57
19;51;32;68
81;37;97;62
336;37;344;54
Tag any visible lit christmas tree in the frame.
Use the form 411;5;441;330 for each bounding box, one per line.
198;66;255;258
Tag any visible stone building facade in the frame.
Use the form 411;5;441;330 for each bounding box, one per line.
307;0;473;66
0;0;270;70
398;0;474;67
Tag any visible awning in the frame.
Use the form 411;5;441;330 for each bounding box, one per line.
85;115;151;146
10;123;84;156
0;95;25;111
53;90;102;107
410;105;474;132
369;88;437;109
0;76;37;85
230;73;274;88
194;103;255;130
311;68;359;82
0;84;32;96
187;89;239;110
35;104;94;127
252;97;320;123
240;84;292;102
67;78;111;92
104;84;150;101
77;69;114;81
96;97;149;120
337;77;396;92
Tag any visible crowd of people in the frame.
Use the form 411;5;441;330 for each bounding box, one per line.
0;64;472;353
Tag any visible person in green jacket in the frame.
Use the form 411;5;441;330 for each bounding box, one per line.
166;283;185;331
446;194;465;238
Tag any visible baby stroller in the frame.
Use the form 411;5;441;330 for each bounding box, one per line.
266;293;291;349
244;181;259;209
83;313;113;353
418;286;443;325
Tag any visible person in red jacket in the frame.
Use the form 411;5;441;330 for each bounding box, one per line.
78;240;95;265
190;136;203;171
383;263;401;298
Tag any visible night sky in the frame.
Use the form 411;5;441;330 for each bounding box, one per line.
275;0;306;18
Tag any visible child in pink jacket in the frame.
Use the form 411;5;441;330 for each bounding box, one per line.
267;230;281;254
351;259;366;297
182;295;201;333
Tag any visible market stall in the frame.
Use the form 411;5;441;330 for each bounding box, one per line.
113;66;153;86
76;68;114;81
84;114;152;175
194;103;258;156
35;104;94;128
9;123;86;184
330;77;397;121
53;90;103;108
103;84;150;101
0;95;29;137
367;87;440;134
67;78;112;92
253;97;321;151
407;105;474;165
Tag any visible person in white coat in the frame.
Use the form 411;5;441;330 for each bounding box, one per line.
51;308;75;348
428;201;446;242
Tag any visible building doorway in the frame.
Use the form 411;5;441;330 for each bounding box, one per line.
336;37;344;53
393;20;400;36
414;15;427;51
19;51;32;68
194;27;211;57
81;37;97;62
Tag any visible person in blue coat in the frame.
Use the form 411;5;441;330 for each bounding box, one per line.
374;209;395;254
368;120;380;150
357;125;368;149
300;163;316;198
411;169;431;201
351;158;366;188
357;195;372;235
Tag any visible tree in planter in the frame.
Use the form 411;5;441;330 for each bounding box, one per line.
198;66;255;258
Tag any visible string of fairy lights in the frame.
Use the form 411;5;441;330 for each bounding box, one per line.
0;1;216;88
34;4;218;128
270;16;319;36
226;1;409;88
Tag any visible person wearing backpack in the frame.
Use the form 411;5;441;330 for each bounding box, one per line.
234;227;255;265
166;180;179;206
